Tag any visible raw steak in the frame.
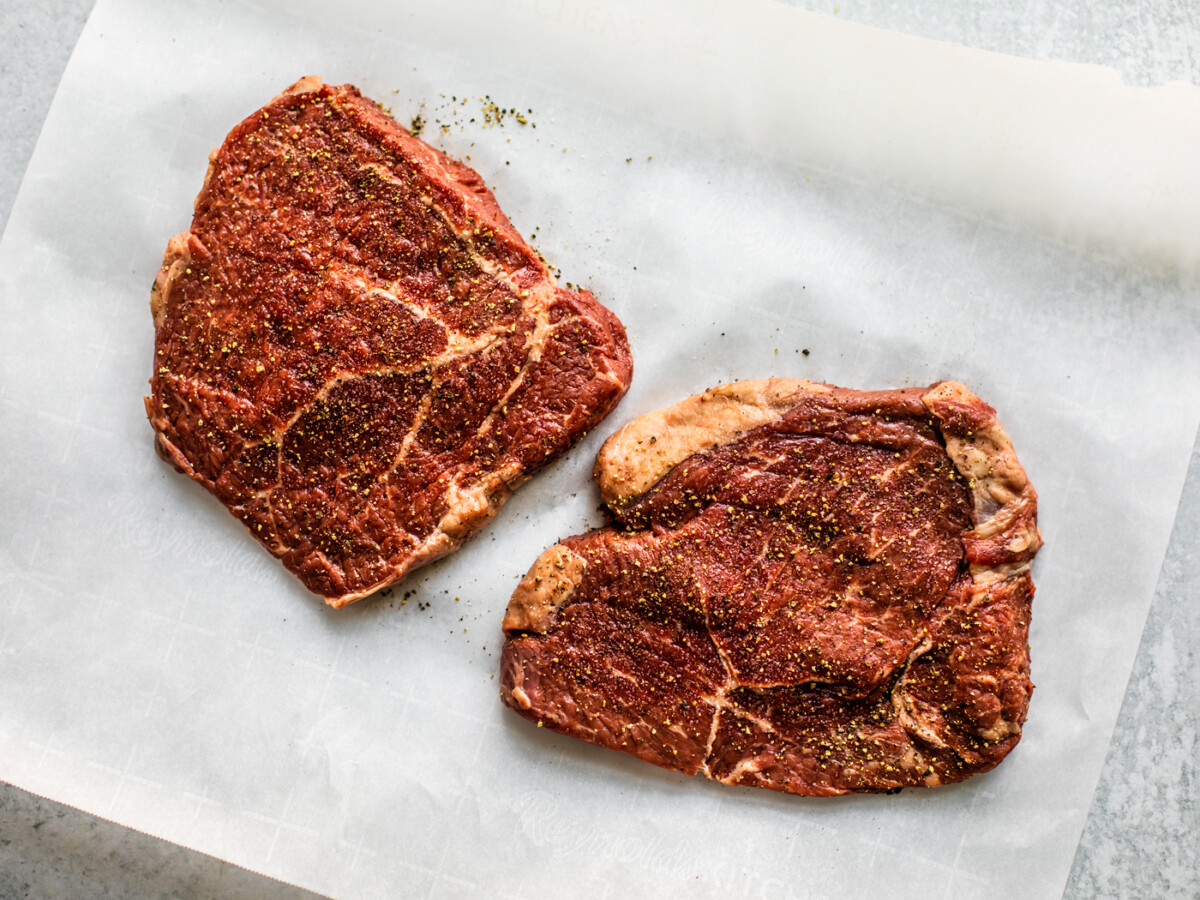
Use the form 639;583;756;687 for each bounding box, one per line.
146;77;632;607
500;379;1041;795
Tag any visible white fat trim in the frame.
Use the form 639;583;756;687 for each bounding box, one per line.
921;381;1042;586
503;544;588;634
595;378;832;509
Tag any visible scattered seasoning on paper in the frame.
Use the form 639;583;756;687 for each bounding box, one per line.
406;93;537;136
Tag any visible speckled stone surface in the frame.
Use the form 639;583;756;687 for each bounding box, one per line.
1;2;1196;898
0;786;321;899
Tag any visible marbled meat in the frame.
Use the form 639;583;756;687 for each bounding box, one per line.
500;379;1041;795
146;77;632;607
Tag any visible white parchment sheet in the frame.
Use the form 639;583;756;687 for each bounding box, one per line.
2;0;1199;897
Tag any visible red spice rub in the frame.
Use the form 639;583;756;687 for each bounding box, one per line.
146;78;632;606
501;379;1041;795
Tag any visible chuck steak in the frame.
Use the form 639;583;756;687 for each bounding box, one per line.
146;77;632;607
500;380;1041;795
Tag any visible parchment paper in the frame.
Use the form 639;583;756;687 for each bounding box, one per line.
2;0;1199;897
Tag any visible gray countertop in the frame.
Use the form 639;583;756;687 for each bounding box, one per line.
1;2;1196;897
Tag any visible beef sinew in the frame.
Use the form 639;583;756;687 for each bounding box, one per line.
146;78;632;607
500;380;1041;795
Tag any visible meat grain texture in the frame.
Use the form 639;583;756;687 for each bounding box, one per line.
146;78;632;607
501;379;1042;795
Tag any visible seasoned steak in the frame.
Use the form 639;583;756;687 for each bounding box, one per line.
500;380;1041;795
146;77;632;607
